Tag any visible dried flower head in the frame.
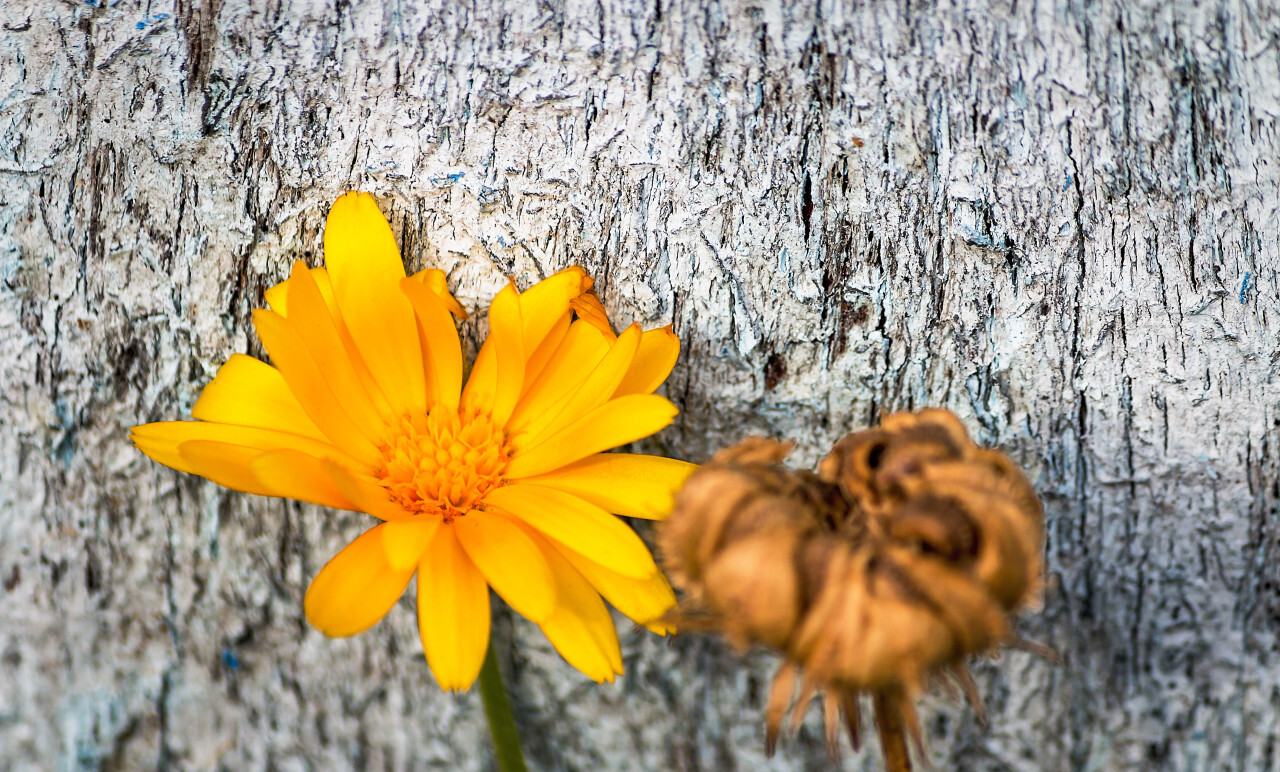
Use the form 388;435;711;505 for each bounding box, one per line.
658;409;1045;770
132;192;695;690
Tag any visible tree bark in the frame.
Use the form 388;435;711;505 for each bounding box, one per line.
2;0;1278;769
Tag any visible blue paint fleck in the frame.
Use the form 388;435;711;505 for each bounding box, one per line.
779;247;788;272
429;172;466;187
1062;174;1072;191
1240;271;1252;304
958;225;993;248
54;433;75;467
53;399;76;466
136;13;170;29
221;648;240;670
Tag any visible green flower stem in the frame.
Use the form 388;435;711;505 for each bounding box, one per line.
478;642;528;772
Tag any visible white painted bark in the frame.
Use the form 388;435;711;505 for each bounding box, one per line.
2;0;1278;769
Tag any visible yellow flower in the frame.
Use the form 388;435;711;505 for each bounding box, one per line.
132;192;694;690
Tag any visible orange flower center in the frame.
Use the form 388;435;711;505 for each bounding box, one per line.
375;407;511;520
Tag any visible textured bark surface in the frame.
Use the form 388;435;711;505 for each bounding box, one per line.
2;0;1278;770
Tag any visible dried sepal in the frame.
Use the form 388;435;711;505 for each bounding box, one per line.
658;409;1047;772
765;662;798;756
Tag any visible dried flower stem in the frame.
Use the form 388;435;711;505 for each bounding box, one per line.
478;642;528;772
873;691;912;772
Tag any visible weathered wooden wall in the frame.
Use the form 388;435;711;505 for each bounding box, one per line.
2;0;1278;769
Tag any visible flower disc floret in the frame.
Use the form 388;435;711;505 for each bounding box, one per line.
377;407;511;520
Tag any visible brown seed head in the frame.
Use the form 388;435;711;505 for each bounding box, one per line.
658;409;1046;771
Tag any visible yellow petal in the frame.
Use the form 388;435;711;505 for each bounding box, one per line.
463;340;496;416
643;618;678;636
521;453;697;520
522;311;570;390
285;260;392;428
570;293;616;340
267;266;392;415
382;518;441;571
454;514;555;623
264;266;340;319
181;441;365;512
324;191;405;284
516;324;642;449
505;394;679;478
191;353;328;442
131;421;365;478
486;484;657;580
323;192;426;415
417;526;489;691
323;460;410;521
613;325;680;397
252;309;382;464
250;449;360;510
527;531;623;681
304;524;415;637
264;277;289;316
401;277;464;412
505;321;611;436
411;268;468;320
176;440;277;496
460;281;524;425
556;546;676;629
517;266;591;353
